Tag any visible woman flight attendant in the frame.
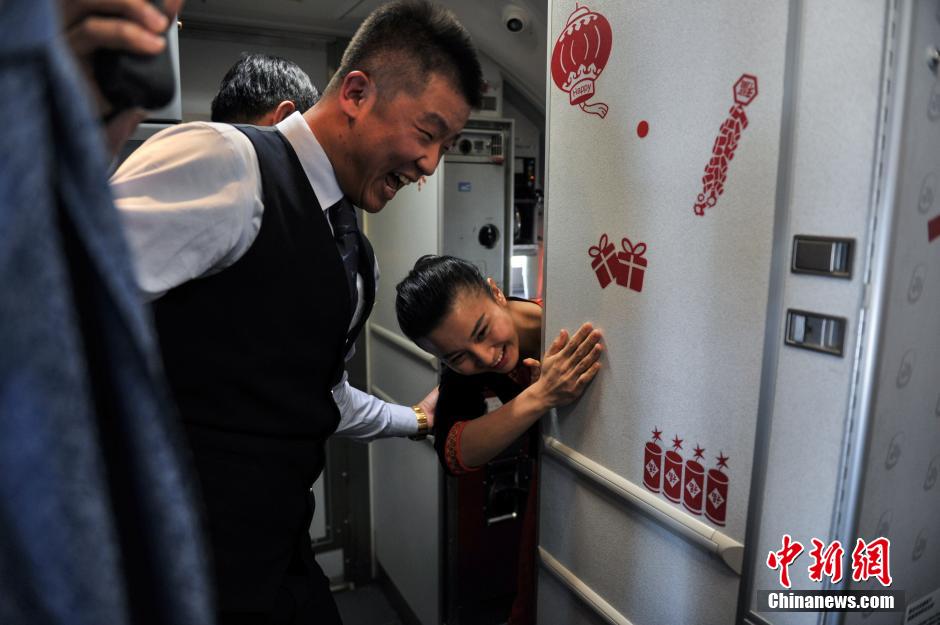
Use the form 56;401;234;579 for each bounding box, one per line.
395;255;603;625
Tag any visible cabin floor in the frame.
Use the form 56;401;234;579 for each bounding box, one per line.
334;584;405;625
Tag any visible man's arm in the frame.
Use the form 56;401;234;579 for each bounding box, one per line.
110;123;263;299
331;372;438;441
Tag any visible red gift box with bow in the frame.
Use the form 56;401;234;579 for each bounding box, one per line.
588;233;625;288
616;237;647;292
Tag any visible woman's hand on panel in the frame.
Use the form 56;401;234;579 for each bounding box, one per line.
528;322;603;410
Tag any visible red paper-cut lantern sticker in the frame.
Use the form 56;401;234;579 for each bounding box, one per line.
705;452;730;526
637;120;649;138
643;427;664;493
551;3;613;118
692;74;759;216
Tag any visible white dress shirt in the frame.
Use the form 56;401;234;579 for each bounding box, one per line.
110;112;417;440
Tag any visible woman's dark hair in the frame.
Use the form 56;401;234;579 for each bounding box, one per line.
396;255;491;342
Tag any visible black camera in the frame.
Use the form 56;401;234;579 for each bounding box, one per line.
92;0;176;112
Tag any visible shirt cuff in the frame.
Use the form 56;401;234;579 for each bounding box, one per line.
388;402;420;437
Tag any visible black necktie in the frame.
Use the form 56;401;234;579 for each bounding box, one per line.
328;197;360;316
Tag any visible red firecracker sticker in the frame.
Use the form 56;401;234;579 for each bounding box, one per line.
663;435;684;503
693;74;759;216
643;427;664;493
551;4;613;118
682;444;706;515
928;214;940;242
705;452;730;526
640;428;728;527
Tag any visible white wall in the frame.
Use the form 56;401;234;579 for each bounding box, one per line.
365;172;443;625
504;97;540;161
178;34;328;121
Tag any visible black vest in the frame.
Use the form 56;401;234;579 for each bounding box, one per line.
152;125;375;612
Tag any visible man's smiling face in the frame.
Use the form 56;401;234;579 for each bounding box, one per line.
344;72;470;213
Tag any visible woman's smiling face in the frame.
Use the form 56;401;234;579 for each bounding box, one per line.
419;284;519;376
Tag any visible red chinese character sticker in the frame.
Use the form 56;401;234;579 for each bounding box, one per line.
851;537;893;587
807;539;845;584
551;4;613;118
693;73;759;216
767;534;804;589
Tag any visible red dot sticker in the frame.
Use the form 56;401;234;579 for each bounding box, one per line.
637;120;649;138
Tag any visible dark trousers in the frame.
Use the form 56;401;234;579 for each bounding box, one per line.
219;559;342;625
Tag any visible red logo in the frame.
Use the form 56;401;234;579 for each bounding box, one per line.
851;537;893;587
808;539;845;584
551;4;613;118
766;535;893;587
693;73;759;216
767;535;805;589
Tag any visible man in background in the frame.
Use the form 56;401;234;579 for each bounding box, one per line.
211;52;319;125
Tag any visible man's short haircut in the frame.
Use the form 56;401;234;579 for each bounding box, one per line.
327;0;483;109
210;53;319;123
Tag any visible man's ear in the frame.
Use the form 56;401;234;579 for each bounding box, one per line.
487;278;507;306
271;100;297;124
337;71;376;120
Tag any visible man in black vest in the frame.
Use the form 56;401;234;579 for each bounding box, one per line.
110;1;482;623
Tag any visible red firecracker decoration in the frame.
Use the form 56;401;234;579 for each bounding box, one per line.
693;74;758;216
550;3;613;118
928;214;940;243
663;435;684;503
683;444;706;515
615;238;647;293
705;452;730;526
643;427;664;493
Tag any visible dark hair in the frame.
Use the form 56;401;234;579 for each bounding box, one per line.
327;0;483;109
210;53;319;123
396;255;491;341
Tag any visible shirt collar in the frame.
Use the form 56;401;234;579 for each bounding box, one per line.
275;111;344;210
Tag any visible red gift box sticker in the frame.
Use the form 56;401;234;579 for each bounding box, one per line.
643;427;664;493
551;3;613;118
588;233;624;288
616;238;647;293
693;74;758;216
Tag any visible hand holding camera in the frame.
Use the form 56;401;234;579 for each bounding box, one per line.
60;0;183;154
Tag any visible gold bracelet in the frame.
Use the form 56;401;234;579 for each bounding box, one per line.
408;404;429;441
